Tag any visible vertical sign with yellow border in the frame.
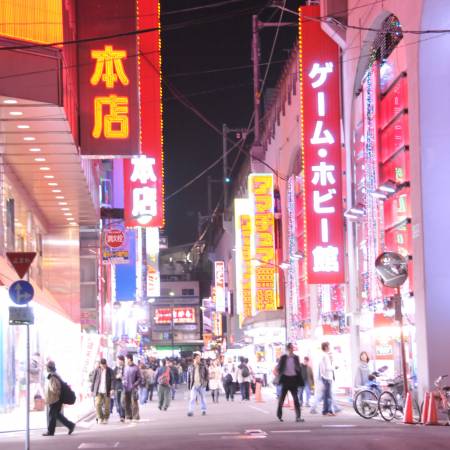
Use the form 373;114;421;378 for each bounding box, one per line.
248;174;277;312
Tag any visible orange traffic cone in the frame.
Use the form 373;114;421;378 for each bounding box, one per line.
403;392;414;424
421;392;431;424
254;381;265;403
425;394;439;425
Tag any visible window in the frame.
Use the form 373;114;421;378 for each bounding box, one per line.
182;288;194;296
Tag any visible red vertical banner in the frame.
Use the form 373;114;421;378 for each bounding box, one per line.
299;6;345;284
136;0;164;226
77;0;140;157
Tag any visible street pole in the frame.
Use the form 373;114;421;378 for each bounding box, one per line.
171;304;174;357
222;123;228;214
252;15;261;144
26;321;30;450
395;287;409;395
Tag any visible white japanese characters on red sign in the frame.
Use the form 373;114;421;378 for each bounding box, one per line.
300;5;345;284
124;155;160;227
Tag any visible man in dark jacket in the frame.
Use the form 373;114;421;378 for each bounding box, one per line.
275;343;304;423
112;355;126;422
155;359;176;411
123;354;142;421
187;353;209;416
91;358;114;424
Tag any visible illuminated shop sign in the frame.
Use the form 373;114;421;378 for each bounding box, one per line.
214;261;226;313
299;5;345;284
234;199;252;318
124;155;163;227
248;174;277;312
102;228;129;264
154;307;196;325
212;311;223;337
77;0;139;156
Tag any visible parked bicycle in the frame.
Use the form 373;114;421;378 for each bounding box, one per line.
354;369;421;422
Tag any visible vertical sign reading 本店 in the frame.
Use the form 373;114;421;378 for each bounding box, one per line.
214;261;226;313
299;5;344;284
77;0;139;156
234;199;253;318
248;174;277;312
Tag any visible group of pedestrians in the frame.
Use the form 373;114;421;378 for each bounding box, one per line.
274;341;343;422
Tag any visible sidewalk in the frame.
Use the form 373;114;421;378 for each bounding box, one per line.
0;396;95;433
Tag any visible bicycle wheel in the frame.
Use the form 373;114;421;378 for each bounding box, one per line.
354;390;379;419
378;391;398;421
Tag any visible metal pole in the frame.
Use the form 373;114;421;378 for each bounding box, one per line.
141;227;147;303
171;305;174;357
25;321;30;450
252;15;261;144
222;123;228;214
396;288;409;395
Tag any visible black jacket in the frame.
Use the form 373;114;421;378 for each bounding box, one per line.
91;367;114;396
187;363;209;389
278;354;304;387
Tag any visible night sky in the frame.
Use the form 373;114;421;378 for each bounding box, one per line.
161;0;301;245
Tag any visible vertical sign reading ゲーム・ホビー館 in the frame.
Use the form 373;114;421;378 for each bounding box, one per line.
77;0;140;156
299;5;344;284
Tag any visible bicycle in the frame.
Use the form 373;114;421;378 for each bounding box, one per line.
353;374;382;419
377;376;421;422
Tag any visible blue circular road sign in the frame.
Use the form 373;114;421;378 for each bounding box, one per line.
9;280;34;305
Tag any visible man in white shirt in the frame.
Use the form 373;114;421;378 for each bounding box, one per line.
318;342;334;416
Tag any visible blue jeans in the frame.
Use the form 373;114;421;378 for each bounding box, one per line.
322;379;332;414
298;383;312;406
115;389;125;419
139;386;148;404
188;386;206;413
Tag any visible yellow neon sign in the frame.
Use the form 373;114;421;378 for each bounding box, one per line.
93;95;129;139
90;46;129;88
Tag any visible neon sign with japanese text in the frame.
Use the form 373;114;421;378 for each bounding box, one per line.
299;5;345;284
248;174;277;312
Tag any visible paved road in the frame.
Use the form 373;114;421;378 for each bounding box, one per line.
2;387;450;449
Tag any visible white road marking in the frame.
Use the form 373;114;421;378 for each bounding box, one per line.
78;443;120;449
322;424;357;428
199;432;240;436
270;430;312;433
248;405;270;415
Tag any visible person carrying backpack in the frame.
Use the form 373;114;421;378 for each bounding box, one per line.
156;359;174;411
237;357;252;401
42;361;75;436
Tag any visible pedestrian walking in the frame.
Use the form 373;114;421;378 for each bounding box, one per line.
319;342;334;416
156;359;174;411
187;353;209;416
42;361;75;436
138;362;149;405
237;357;251;401
123;354;142;421
147;365;156;402
222;359;237;401
209;359;222;403
275;343;304;423
168;361;178;400
91;358;113;424
112;355;126;422
298;356;314;407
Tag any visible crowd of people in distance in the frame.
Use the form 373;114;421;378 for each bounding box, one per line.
40;341;353;436
88;353;259;423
